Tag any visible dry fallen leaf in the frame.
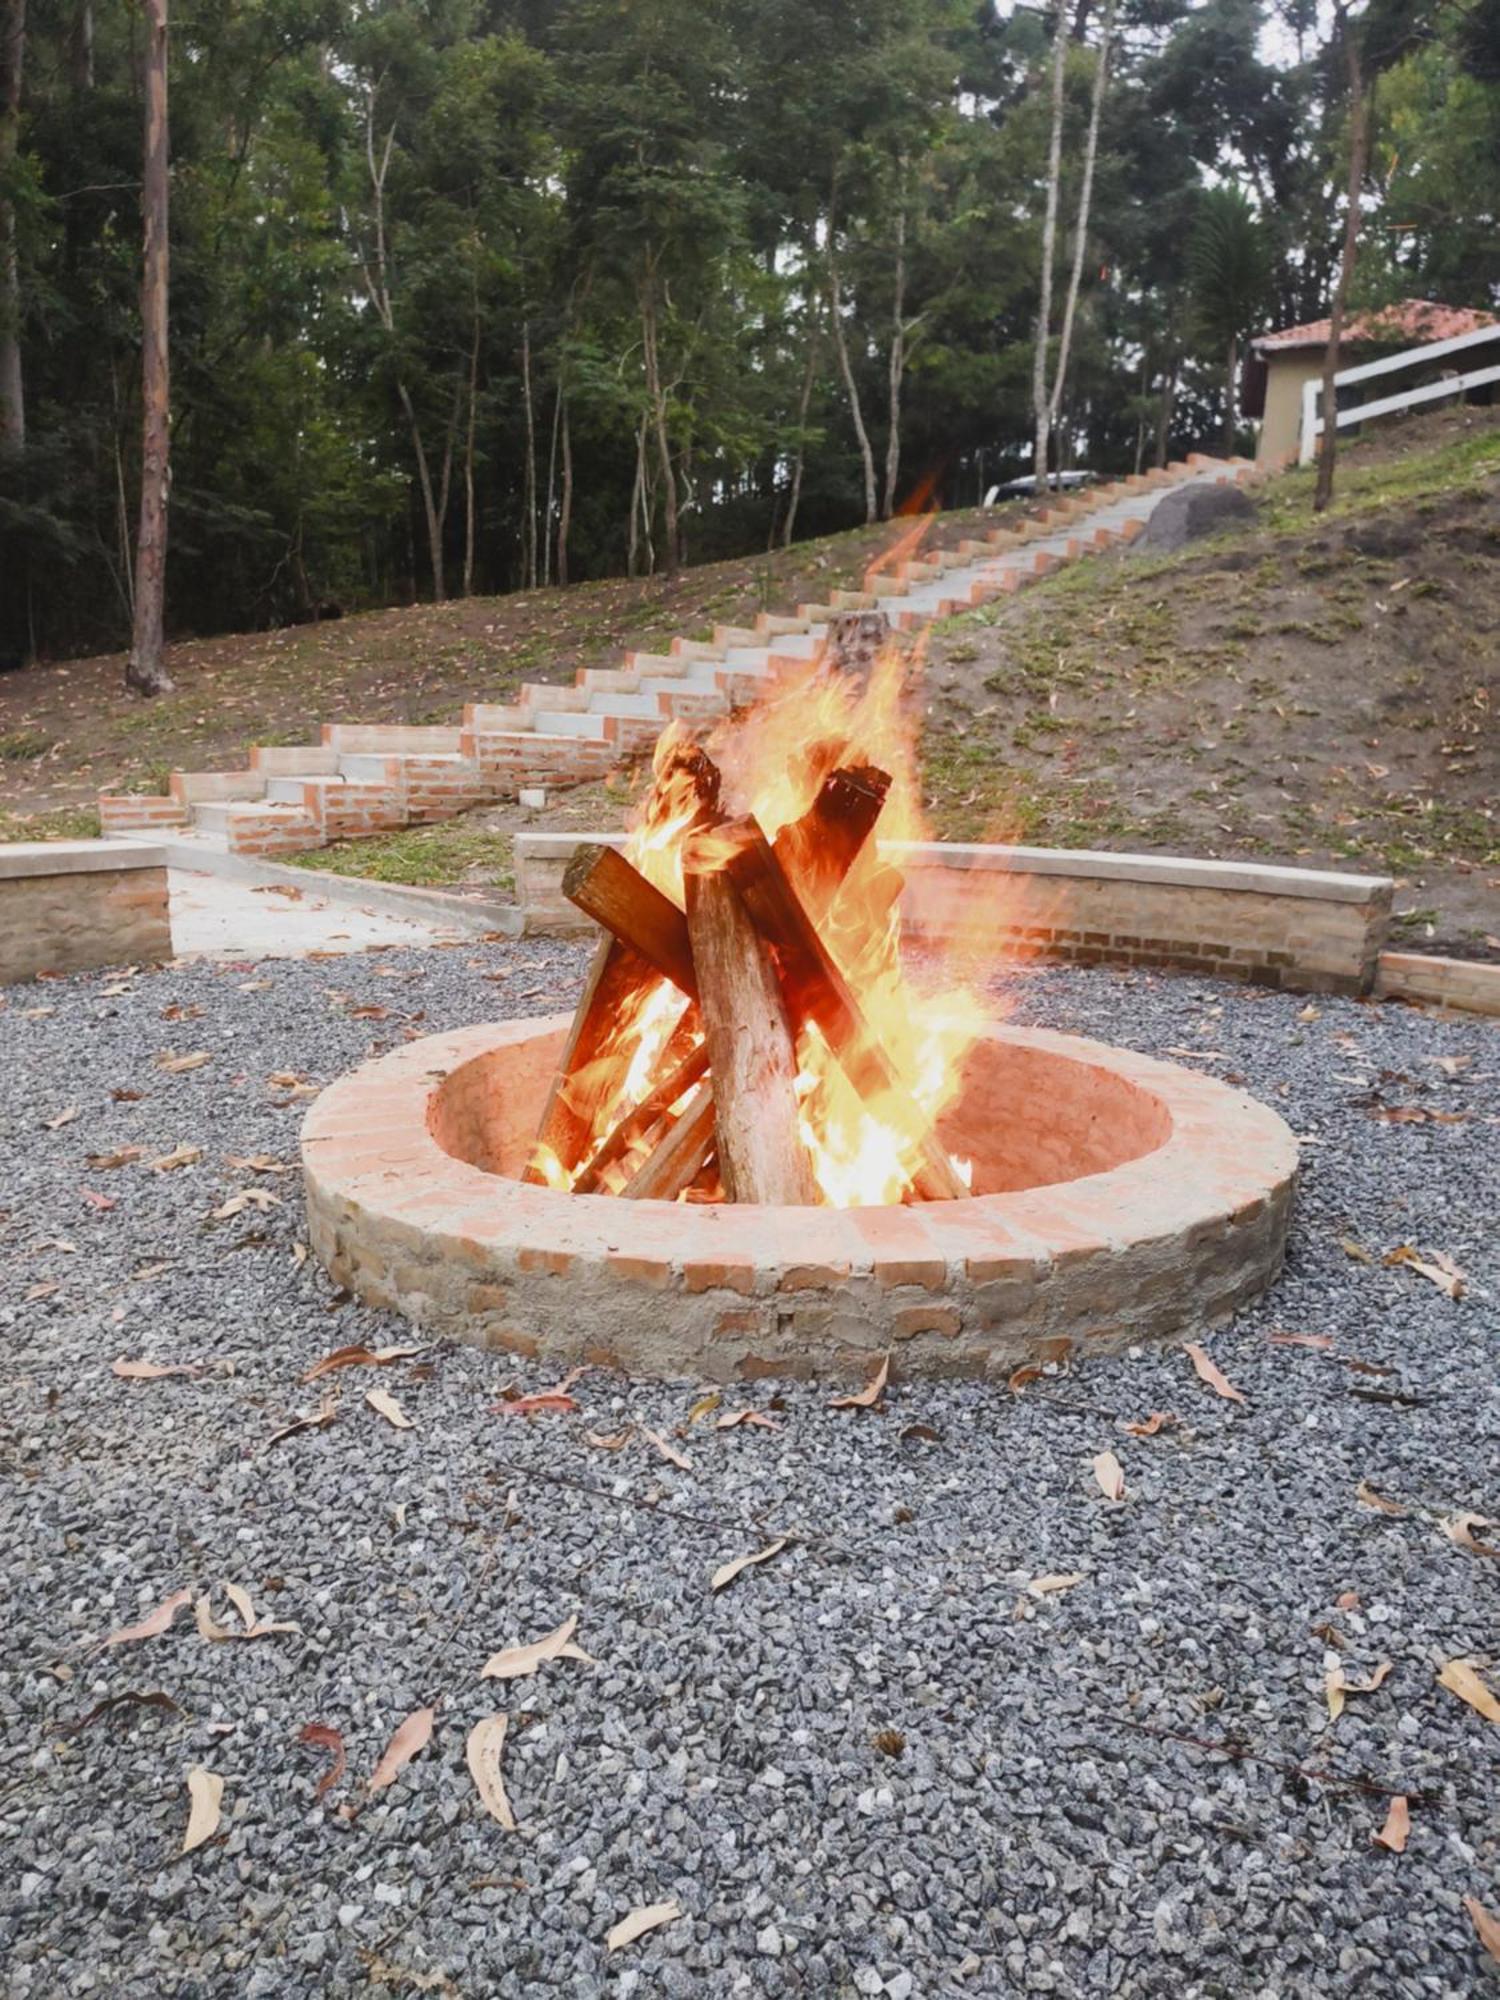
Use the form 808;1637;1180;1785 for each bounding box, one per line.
1440;1512;1500;1558
1007;1364;1043;1395
1326;1660;1392;1722
1356;1480;1408;1517
157;1051;211;1074
299;1721;346;1800
302;1343;424;1383
1384;1243;1467;1299
1025;1573;1085;1598
685;1390;722;1424
1336;1590;1362;1610
715;1410;780;1431
225;1153;289;1174
44;1105;80;1130
1123;1411;1176;1437
366;1387;414;1431
105;1588;192;1647
829;1355;888;1410
481;1613;596;1682
369;1706;435;1794
182;1766;223;1854
264;1398;338;1449
492;1392;579;1417
466;1714;518;1830
195;1584;298;1643
210;1188;282;1220
1183;1342;1246;1404
147;1143;201;1172
1269;1330;1335;1350
1339;1237;1374;1265
1092;1452;1127;1502
1466;1897;1500;1968
1373;1794;1410;1853
640;1425;692;1470
584;1428;632;1452
88;1145;143;1169
606;1900;683;1953
1436;1658;1500;1725
711;1537;790;1593
111;1357;200;1382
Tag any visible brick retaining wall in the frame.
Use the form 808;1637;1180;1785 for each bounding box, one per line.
513;832;1395;995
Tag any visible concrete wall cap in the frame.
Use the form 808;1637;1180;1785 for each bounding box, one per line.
0;839;170;879
882;840;1392;906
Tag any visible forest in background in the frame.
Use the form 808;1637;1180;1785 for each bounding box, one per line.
0;0;1497;668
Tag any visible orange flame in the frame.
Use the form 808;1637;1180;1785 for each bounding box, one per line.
556;630;1022;1205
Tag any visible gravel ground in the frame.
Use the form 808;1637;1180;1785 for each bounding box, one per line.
1;941;1497;2000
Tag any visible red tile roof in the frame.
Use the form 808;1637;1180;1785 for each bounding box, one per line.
1253;299;1499;354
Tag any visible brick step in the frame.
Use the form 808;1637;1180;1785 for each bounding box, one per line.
99;793;191;835
207;801;322;857
531;710;610;740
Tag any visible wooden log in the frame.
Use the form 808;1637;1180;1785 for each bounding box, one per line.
720;818;969;1202
571;1039;711;1195
522;934;663;1184
619;1082;717;1201
562;842;697;999
772;763;891;920
684;838;819;1205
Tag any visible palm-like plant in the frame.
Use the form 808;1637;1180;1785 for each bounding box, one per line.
1188;187;1271;457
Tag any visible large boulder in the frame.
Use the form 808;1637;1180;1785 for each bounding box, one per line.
1137;481;1256;553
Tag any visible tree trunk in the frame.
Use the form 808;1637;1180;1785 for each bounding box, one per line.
556;396;572;587
1223;334;1238;457
70;0;91;90
0;0;25;455
125;0;172;696
1153;351;1177;468
781;334;817;549
827;182;878;525
882;167;908;520
462;284;480;597
542;375;562;589
397;380;445;601
1315;18;1367;513
1032;0;1069;494
639;274;679;572
1047;0;1115;450
627;413;646;578
520;317;538;589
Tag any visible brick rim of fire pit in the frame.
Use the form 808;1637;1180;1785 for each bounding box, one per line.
300;1016;1298;1383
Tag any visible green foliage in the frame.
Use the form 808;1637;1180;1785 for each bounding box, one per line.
0;0;1493;666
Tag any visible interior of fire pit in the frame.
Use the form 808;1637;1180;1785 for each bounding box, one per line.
429;1019;1174;1200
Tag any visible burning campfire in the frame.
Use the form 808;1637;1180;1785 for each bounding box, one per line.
524;649;990;1207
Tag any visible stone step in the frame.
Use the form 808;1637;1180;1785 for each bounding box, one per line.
530;710;610;740
170;769;265;804
578;667;642;695
586;692;663;721
322;723;463;753
249;744;340;776
670;638;725;661
624;651;693;677
754;613;810;638
712;624;760;649
520;681;590;711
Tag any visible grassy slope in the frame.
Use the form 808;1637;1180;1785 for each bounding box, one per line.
5;409;1496;954
920;407;1500;956
0;501;1020;838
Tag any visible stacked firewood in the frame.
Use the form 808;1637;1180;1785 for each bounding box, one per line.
524;745;966;1205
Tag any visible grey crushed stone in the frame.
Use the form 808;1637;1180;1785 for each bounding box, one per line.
0;939;1496;1998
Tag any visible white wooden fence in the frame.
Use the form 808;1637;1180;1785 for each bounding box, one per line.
1298;320;1500;465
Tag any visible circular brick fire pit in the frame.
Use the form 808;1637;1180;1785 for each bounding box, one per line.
301;1017;1297;1382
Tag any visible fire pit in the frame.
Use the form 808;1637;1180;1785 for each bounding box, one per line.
302;649;1297;1380
302;1014;1295;1380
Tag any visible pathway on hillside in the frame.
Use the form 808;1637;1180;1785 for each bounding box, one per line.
100;457;1254;871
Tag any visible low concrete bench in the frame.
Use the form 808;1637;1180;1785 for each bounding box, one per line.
514;831;1394;996
0;840;172;982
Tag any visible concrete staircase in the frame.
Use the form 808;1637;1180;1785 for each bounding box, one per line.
99;456;1256;860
